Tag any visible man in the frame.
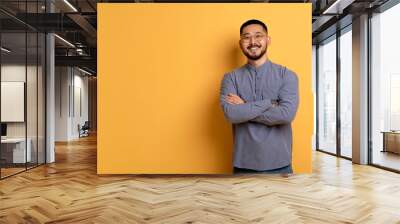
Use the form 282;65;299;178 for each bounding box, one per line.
220;19;299;175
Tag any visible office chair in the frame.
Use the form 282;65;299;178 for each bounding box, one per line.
79;121;90;138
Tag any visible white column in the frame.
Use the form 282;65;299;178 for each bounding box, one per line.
352;14;369;164
46;33;55;163
45;1;55;163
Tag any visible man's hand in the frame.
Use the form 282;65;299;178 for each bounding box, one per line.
271;100;279;107
225;93;245;105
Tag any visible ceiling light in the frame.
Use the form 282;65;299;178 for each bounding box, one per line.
322;0;354;15
76;48;85;55
1;47;11;53
54;34;75;48
63;0;78;12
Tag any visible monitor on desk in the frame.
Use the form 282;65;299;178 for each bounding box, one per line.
1;123;7;138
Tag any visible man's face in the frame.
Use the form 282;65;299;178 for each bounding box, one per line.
239;24;269;61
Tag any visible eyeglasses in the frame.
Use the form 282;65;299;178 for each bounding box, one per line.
240;34;266;43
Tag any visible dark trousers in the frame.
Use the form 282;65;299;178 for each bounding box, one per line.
234;164;292;174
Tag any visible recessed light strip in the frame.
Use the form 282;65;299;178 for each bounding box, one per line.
63;0;78;12
1;47;11;53
77;67;93;76
54;34;75;48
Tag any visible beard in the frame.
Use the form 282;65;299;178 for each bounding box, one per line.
242;44;267;60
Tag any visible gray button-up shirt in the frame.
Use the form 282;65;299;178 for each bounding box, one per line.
220;60;299;171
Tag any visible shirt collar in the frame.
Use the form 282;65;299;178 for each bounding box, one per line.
246;59;271;74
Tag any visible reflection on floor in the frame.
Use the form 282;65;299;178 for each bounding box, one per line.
373;150;400;171
340;147;352;158
0;167;25;178
0;162;43;178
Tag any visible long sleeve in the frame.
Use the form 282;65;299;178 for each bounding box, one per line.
220;73;272;124
251;69;299;126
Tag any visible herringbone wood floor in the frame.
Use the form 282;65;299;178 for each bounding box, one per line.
1;134;400;224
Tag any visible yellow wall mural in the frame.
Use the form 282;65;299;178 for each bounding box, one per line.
98;3;312;174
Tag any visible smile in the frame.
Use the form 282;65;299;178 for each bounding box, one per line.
248;46;260;50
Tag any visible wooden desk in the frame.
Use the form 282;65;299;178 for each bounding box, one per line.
381;131;400;154
1;138;31;163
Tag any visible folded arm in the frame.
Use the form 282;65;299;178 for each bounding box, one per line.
251;69;299;126
220;73;272;124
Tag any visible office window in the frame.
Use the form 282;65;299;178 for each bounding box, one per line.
371;3;400;171
1;32;28;178
27;31;39;169
318;36;337;154
339;28;352;158
312;45;317;151
0;1;46;179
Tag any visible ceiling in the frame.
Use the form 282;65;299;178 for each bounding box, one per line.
0;0;393;75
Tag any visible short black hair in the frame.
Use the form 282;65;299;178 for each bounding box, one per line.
240;19;268;35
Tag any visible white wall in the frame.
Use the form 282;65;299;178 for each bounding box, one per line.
1;65;39;137
1;65;26;134
72;72;89;138
55;66;70;141
55;67;89;141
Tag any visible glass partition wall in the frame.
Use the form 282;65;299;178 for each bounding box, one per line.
316;26;353;159
339;27;352;159
315;0;400;172
370;2;400;172
0;1;46;179
317;35;337;155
